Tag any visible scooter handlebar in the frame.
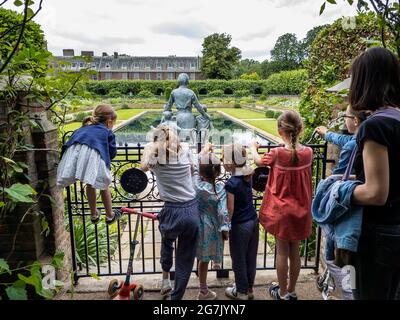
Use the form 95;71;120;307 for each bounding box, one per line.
120;207;158;220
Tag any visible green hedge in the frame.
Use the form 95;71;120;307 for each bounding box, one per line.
85;73;307;97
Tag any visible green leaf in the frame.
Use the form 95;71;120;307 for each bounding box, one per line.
0;259;11;275
347;0;354;4
0;201;5;208
41;217;50;237
3;183;36;203
51;251;65;269
326;0;336;4
320;2;326;15
89;273;101;280
6;286;28;300
13;0;23;6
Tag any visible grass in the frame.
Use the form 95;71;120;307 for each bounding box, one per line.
219;108;266;119
244;119;278;137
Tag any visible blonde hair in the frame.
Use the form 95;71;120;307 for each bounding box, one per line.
277;110;303;165
144;124;182;167
222;143;253;181
82;105;117;126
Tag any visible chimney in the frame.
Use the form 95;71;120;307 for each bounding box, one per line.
102;52;108;57
114;52;119;59
81;51;94;57
63;49;75;57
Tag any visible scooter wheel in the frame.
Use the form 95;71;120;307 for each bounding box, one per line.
108;279;120;298
132;284;144;300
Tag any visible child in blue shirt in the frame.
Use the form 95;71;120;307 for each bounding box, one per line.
57;105;121;225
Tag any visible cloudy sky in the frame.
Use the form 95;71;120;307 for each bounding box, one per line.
7;0;357;61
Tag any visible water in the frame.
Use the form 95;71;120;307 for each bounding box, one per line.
114;111;274;146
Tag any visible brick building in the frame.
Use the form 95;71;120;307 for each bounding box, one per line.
53;49;203;81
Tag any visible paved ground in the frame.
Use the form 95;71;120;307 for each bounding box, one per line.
55;269;324;300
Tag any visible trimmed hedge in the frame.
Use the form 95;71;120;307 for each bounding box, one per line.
85;72;307;97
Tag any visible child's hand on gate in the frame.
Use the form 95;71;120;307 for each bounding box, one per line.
316;126;328;137
222;231;229;241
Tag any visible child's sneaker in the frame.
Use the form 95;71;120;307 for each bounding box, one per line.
268;284;290;300
197;290;217;300
316;268;329;292
225;286;248;300
160;279;172;296
211;261;221;270
288;292;298;301
106;209;122;225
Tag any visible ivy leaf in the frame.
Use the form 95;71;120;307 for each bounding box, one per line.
51;251;65;269
320;2;326;15
6;286;28;300
0;259;11;275
13;0;23;6
41;217;50;237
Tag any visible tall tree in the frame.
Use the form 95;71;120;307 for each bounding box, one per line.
270;33;301;70
201;33;241;79
300;24;330;60
233;58;261;78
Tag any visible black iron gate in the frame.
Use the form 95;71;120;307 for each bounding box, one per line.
63;137;328;283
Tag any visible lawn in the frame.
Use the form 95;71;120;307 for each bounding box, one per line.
220;108;266;119
244;119;278;137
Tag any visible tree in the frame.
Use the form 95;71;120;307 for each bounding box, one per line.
201;33;241;79
240;72;261;80
320;0;400;57
300;24;330;60
270;33;302;68
232;58;261;78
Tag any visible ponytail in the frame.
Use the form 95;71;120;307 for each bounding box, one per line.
82;115;98;126
290;131;299;165
82;104;117;127
277;110;303;165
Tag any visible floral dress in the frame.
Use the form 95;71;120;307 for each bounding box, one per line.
193;164;230;264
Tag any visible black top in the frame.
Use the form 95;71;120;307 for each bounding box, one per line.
225;176;257;225
355;115;400;225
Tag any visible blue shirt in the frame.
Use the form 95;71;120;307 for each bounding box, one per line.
225;176;257;225
325;132;356;175
62;123;117;169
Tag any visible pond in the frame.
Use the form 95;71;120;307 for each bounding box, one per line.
114;111;275;146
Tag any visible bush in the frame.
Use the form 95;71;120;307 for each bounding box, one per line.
234;89;251;97
264;69;307;95
273;111;283;119
165;87;173;101
192;87;199;98
120;103;130;109
265;110;275;118
74;111;91;122
108;88;122;98
233;101;241;108
136;90;154;98
259;95;266;101
208;89;224;97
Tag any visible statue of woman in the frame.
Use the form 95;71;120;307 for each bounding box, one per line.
163;73;210;130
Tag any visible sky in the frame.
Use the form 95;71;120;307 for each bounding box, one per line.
6;0;358;61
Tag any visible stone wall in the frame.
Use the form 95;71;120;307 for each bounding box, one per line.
0;95;71;283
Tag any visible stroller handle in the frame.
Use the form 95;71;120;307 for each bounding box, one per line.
120;207;158;220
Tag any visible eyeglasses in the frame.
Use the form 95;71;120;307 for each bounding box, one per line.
343;115;356;119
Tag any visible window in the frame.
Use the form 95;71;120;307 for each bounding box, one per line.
134;62;140;69
167;62;173;70
79;62;84;68
91;63;97;69
189;73;196;80
168;72;174;80
145;73;151;80
179;62;184;69
121;63;127;70
105;64;110;69
122;72;128;80
133;72;140;79
157;73;162;80
156;62;162;70
71;62;77;68
104;73;112;80
190;62;196;69
145;62;151;69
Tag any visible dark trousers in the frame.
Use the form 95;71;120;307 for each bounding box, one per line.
353;223;400;300
229;218;259;294
325;237;335;261
158;199;200;300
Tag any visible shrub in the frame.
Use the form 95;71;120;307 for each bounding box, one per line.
136;90;153;98
165;87;173;101
192;87;199;98
273;111;283;119
234;89;251;97
108;88;122;98
265;110;275;118
264;69;307;95
74;111;91;122
259;95;266;101
233;101;241;108
120;103;130;109
208;89;224;97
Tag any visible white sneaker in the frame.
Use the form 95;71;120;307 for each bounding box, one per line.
160;279;172;296
225;286;248;300
197;290;217;300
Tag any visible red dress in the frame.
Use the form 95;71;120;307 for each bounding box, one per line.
259;147;313;241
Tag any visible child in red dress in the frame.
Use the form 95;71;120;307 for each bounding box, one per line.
250;110;313;300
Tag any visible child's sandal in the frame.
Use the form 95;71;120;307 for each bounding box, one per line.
106;209;122;225
91;210;101;224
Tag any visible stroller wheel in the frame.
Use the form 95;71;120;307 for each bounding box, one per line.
132;284;144;300
108;279;120;298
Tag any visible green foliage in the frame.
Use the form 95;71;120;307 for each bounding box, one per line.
240;72;261;80
264;69;308;95
136;90;154;98
108;88;122;98
120;103;130;109
259;94;266;101
271;33;303;67
265;109;275;118
233;89;251;97
74;111;91;122
208;89;224;97
164;87;173;101
273;110;283;119
201;33;241;79
233;101;241;108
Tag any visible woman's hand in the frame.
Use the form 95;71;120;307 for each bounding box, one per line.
222;231;229;241
315;126;328;137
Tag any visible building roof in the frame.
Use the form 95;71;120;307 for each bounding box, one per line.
326;78;351;93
